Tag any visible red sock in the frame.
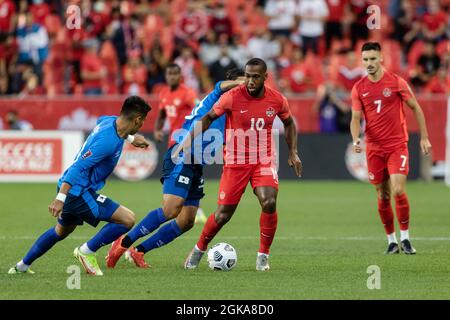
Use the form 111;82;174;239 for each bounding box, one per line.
259;212;278;254
196;214;222;251
378;198;395;234
394;193;410;231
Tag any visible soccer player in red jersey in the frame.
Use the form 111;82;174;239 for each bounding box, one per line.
350;42;432;255
182;58;302;271
154;63;198;148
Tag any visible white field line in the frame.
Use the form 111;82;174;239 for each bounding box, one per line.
1;235;450;241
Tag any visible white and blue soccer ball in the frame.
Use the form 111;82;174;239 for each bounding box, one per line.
207;242;237;271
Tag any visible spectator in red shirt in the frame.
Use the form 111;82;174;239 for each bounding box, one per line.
279;48;316;93
424;66;450;93
336;49;366;92
209;2;233;39
349;0;370;49
174;1;209;46
29;0;50;26
421;0;448;43
0;0;15;34
81;38;106;95
325;0;349;52
122;49;147;95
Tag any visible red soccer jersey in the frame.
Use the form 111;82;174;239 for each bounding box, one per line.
351;70;414;149
213;85;292;166
158;84;197;147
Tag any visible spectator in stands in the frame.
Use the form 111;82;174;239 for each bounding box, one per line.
81;38;106;95
349;0;370;49
279;48;316;93
296;0;329;55
228;34;250;68
208;45;239;84
324;0;349;52
0;72;10;94
410;40;441;88
0;0;15;35
122;49;147;95
174;45;201;93
16;12;49;84
29;0;50;27
106;6;127;66
19;71;43;96
421;0;448;43
336;49;366;92
264;0;297;37
247;27;281;71
174;0;209;47
144;38;168;93
313;81;350;133
393;0;421;55
5;110;33;130
210;2;233;39
199;30;221;67
424;66;450;93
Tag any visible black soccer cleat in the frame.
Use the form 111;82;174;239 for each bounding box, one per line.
400;239;416;255
385;242;400;255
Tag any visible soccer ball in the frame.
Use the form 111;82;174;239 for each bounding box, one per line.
207;242;237;271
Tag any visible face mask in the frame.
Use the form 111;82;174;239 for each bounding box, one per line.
33;0;43;4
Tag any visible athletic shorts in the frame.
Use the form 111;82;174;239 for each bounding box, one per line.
217;163;279;205
58;189;120;227
161;145;205;207
366;143;409;185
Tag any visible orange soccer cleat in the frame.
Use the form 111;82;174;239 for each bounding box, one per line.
125;247;150;269
105;235;128;268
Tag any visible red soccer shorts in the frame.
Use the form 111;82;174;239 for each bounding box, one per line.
217;163;279;205
366;143;409;185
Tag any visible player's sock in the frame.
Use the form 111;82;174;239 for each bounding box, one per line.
197;214;222;251
387;232;398;244
79;243;95;254
394;193;410;232
400;229;410;241
378;198;395;237
135;220;182;254
22;227;62;266
86;223;129;252
259;212;278;254
122;208;166;247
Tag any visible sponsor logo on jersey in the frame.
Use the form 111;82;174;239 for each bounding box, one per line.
266;107;275;117
383;88;392;97
81;150;92;160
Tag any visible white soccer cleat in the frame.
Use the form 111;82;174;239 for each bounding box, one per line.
256;252;270;271
184;245;205;269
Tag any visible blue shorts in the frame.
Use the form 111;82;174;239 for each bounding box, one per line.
161;145;205;207
57;189;120;227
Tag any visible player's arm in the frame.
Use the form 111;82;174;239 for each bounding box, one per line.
154;108;166;142
282;116;303;177
126;134;150;148
399;77;432;155
350;85;363;153
48;182;72;218
405;97;432;155
219;79;245;92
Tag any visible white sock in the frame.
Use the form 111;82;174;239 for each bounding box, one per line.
195;244;205;253
80;243;95;255
400;230;409;241
387;232;398;244
16;260;29;272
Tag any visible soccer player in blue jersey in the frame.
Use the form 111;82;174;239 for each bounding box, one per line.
106;69;245;268
8;96;151;276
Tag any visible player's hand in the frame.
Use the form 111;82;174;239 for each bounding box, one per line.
288;152;303;177
420;138;432;155
131;134;150;148
154;130;164;142
353;139;362;153
48;200;64;218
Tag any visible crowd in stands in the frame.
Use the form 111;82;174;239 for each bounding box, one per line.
0;0;448;100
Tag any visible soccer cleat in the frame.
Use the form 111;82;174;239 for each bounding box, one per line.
195;208;207;224
105;235;128;268
7;266;35;274
385;242;400;255
124;248;149;268
73;247;103;276
256;252;270;271
400;239;416;255
184;246;205;269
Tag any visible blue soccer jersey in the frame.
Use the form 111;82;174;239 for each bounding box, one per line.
58;116;125;196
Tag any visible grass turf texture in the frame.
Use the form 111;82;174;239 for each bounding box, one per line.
1;180;450;299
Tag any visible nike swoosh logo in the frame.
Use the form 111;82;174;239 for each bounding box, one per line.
240;110;248;113
362;92;369;97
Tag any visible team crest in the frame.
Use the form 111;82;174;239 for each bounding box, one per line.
382;88;392;97
81;150;92;160
266;107;275;117
220;191;226;200
174;98;181;106
368;172;375;180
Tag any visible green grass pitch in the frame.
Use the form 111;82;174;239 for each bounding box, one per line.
1;180;450;299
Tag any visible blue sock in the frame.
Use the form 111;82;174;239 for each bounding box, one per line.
136;220;182;254
86;223;129;252
23;227;62;265
126;208;167;244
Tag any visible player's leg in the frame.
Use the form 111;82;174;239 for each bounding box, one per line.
8;223;77;274
387;145;415;254
75;192;133;275
375;180;399;254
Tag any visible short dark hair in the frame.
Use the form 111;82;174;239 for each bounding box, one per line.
120;96;151;120
361;42;381;52
226;68;245;80
245;58;267;73
166;63;181;72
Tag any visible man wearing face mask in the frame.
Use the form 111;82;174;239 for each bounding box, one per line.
209;45;239;84
209;2;233;39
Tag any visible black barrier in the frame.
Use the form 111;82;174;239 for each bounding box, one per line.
111;133;420;181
